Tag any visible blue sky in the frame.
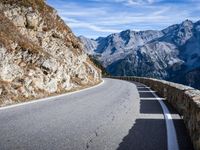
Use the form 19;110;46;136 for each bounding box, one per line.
46;0;200;38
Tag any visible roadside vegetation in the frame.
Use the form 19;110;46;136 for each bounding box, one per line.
88;55;109;77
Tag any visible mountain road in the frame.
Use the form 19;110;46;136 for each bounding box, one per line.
0;78;193;150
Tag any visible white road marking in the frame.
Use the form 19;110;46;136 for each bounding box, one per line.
137;86;150;88
139;114;181;120
139;114;165;119
140;97;166;100
137;87;151;89
0;80;105;111
138;90;156;93
143;86;179;150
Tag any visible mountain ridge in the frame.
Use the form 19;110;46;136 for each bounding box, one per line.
80;19;200;89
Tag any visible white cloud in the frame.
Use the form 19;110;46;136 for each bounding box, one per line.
47;0;200;38
62;17;121;33
113;0;161;5
89;0;161;5
69;22;121;33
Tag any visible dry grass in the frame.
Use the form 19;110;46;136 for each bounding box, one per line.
0;10;81;74
0;0;83;55
1;0;46;11
0;11;53;57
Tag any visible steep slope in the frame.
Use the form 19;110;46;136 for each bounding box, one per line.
106;41;182;78
88;55;109;76
0;0;101;106
80;20;200;88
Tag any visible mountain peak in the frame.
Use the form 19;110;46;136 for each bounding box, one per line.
181;19;193;27
120;29;131;34
182;19;193;23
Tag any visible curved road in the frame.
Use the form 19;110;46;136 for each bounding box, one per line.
0;78;193;150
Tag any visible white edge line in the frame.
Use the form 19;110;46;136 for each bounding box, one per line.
0;79;105;111
137;86;150;88
137;87;151;89
143;85;179;150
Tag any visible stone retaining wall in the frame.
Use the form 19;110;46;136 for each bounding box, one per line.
109;76;200;150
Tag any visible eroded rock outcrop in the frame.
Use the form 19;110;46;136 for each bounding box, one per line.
0;0;101;106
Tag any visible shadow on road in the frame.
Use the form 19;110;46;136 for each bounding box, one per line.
116;118;193;150
140;99;163;114
117;119;167;150
173;119;194;150
116;81;194;150
139;92;155;98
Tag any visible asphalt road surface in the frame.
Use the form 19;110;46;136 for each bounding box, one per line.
0;78;193;150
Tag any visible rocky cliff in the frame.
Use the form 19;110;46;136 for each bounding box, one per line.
0;0;101;106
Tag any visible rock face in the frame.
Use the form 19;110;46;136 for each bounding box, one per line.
0;0;101;106
80;20;200;89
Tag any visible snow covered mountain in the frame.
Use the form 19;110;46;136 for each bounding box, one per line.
79;30;164;67
79;20;200;89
